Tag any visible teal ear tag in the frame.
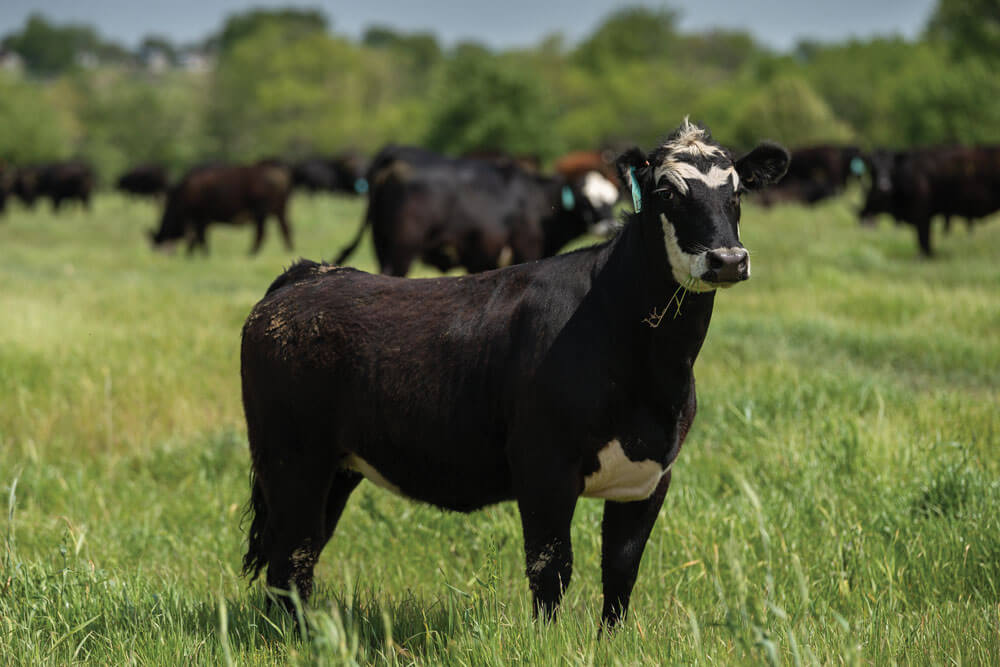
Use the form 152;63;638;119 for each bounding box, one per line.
629;166;642;212
850;157;865;176
561;185;575;210
354;178;369;194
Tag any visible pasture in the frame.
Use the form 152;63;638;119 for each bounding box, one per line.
1;193;998;664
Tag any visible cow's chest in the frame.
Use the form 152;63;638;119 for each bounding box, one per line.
581;440;669;502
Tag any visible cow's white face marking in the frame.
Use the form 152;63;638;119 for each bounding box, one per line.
582;440;667;501
660;214;749;291
581;171;619;208
344;454;404;496
654;161;739;196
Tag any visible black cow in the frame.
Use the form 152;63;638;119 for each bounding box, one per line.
117;164;169;198
150;163;293;255
755;145;863;207
334;146;618;276
0;162;12;215
11;162;94;211
327;151;370;195
291;158;337;193
860;146;1000;255
12;165;43;208
240;120;789;627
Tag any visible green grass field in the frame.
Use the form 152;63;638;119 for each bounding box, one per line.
2;193;999;664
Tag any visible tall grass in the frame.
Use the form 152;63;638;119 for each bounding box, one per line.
1;193;998;663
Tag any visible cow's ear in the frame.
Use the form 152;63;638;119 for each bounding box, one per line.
615;147;650;184
616;147;651;211
735;142;790;190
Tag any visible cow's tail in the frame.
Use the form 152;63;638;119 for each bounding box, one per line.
242;470;269;582
333;206;371;265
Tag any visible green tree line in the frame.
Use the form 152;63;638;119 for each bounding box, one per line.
0;0;996;184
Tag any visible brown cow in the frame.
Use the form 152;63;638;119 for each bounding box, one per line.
150;163;293;255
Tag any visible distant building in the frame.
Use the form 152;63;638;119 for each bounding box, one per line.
0;49;24;73
179;50;214;73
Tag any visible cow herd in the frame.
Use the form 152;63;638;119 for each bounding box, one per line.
755;143;1000;256
3;140;997;259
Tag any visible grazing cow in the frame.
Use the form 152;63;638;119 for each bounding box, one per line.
859;146;1000;255
755;145;863;207
11;162;94;211
0;163;12;215
240;119;789;627
335;146;618;276
12;165;43;207
150;163;293;255
117;164;169;198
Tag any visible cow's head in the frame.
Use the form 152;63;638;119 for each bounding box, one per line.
858;149;896;225
618;119;789;291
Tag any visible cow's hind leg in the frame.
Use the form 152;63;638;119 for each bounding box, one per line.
261;462;357;608
600;472;671;630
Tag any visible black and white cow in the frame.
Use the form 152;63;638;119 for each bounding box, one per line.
240;119;788;628
334;145;618;276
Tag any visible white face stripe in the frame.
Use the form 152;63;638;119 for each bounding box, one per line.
654;160;739;196
660;214;714;292
581;171;619;208
659;213;750;290
582;440;668;501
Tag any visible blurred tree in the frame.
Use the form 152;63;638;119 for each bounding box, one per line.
0;73;73;162
889;47;1000;145
424;51;562;160
729;76;855;150
799;38;916;146
1;13;129;76
574;6;679;70
211;8;329;53
363;26;441;70
926;0;1000;60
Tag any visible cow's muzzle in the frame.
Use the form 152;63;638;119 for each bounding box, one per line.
701;248;749;285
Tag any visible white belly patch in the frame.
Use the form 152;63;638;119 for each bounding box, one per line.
344;454;405;497
582;440;667;501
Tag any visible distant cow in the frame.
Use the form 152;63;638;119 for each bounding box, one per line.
0;163;12;215
327;151;370;195
334;146;619;276
117;164;169;198
240;119;789;627
755;145;863;207
859;146;1000;255
291;158;337;193
12;162;94;211
290;152;369;195
150;163;293;255
554;149;622;189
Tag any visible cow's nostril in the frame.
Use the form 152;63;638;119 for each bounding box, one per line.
708;253;725;269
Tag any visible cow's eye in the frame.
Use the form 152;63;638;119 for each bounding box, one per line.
655;187;674;201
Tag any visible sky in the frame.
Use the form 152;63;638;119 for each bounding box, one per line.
0;0;938;52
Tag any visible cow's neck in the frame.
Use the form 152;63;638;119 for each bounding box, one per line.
595;213;717;368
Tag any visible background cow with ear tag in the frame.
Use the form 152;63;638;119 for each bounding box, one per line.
240;119;789;629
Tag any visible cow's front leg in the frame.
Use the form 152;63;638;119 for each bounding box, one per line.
515;466;579;621
600;471;672;629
